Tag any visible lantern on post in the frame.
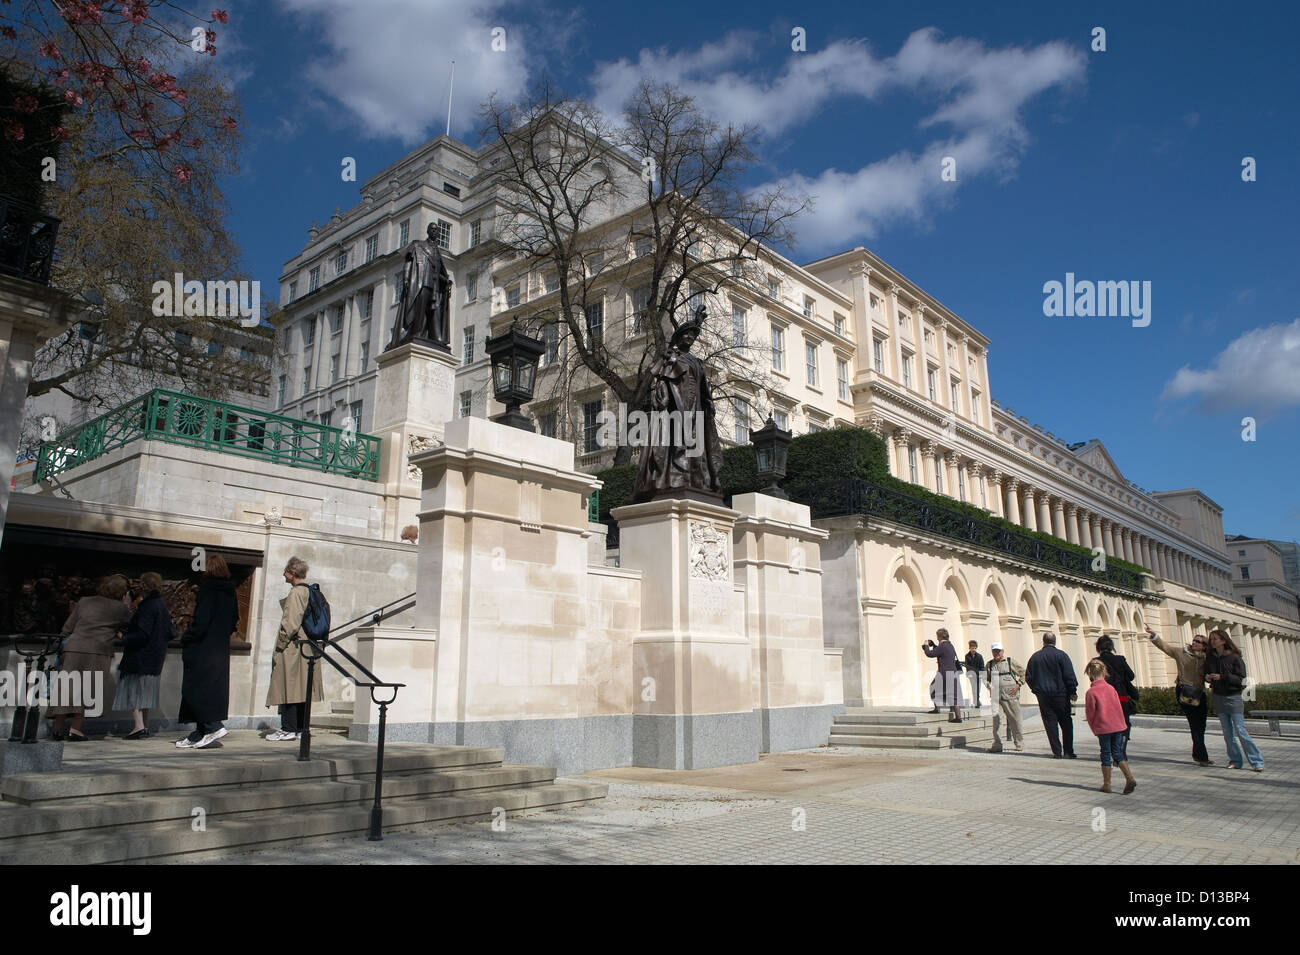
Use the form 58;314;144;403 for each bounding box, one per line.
484;319;545;431
750;416;792;499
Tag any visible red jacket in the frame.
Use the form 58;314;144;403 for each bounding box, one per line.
1085;677;1128;736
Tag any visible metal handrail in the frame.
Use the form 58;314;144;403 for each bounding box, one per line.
0;195;60;286
4;633;63;743
35;388;382;482
293;592;414;840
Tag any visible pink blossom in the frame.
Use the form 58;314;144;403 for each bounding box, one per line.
38;41;60;59
219;116;237;131
13;94;39;114
175;165;192;184
63;89;84;106
212;10;229;24
3;119;24;142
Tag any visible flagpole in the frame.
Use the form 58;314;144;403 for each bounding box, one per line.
446;60;455;136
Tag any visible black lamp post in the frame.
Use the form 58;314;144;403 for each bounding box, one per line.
750;416;792;499
485;319;545;431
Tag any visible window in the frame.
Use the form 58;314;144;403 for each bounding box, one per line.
631;287;650;335
458;390;472;418
898;311;908;329
901;351;913;389
392;272;403;305
364;235;378;264
803;296;815;319
541;323;559;367
1238;549;1246;557
1245;596;1255;607
584;301;604;347
463;326;475;364
506;285;521;308
924;328;933;348
331;303;344;334
582;399;603;453
805;341;819;386
470;219;481;247
464;270;478;303
957;465;966;502
359;342;369;371
320;410;332;427
834;313;845;336
334;251;347;276
588;251;604;275
634;237;652;259
355;289;371;322
733;399;749;442
308;267;320;293
207;340;221;356
239;346;255;363
545;273;559;293
1241;566;1250;580
837;359;849;400
288;281;297;303
349;401;363;432
950;380;961;412
175;331;192;349
731;303;747;346
870;293;880;311
773;409;789;431
433;219;451;250
979;474;987;507
927;367;938;401
329;354;339;383
771;325;785;372
538;413;557;439
808;420;824;434
908;444;918;483
935;463;944;494
872;338;885;373
277;376;286;407
768;277;780;298
398;219;410;247
302;366;312;393
970;388;980;418
442;181;461;198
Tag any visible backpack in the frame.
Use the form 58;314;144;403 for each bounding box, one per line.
295;583;331;642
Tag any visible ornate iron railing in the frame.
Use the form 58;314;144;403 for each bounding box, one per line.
35;389;381;482
801;478;1149;594
588;488;599;523
0;195;59;286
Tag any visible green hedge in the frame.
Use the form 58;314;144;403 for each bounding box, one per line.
596;425;1148;578
1134;683;1300;717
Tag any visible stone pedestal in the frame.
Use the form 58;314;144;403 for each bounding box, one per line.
612;497;755;769
349;625;439;741
373;341;457;540
0;739;63;777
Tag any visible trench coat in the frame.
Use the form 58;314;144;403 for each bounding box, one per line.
923;639;965;707
179;579;238;723
265;583;324;706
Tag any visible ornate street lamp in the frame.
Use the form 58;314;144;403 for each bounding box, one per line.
485;319;545;431
750;416;792;499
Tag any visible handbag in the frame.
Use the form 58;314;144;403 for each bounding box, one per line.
1176;680;1204;706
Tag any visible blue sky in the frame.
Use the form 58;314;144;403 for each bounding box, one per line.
217;0;1299;540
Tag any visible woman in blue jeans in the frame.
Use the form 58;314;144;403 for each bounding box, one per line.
1204;629;1264;772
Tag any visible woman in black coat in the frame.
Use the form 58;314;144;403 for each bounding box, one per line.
177;555;239;750
113;573;177;739
922;628;964;723
1094;634;1137;759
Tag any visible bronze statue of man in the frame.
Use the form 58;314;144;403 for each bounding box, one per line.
388;222;452;351
632;306;724;502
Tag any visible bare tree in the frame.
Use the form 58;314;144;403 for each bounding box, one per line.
479;79;810;465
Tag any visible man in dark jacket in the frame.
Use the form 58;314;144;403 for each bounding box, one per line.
1025;633;1078;758
963;641;985;708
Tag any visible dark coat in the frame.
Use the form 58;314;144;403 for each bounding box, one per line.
964;651;985;673
1204;651;1247;697
179;579;239;723
923;639;964;706
1096;650;1136;717
118;591;176;676
1026;644;1078;697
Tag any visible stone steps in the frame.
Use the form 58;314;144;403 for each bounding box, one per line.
828;708;1043;750
0;733;605;864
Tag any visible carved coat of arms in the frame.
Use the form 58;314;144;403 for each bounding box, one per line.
689;520;729;581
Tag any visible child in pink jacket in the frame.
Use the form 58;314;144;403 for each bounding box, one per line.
1085;659;1137;794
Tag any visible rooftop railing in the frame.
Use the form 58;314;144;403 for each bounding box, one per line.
36;388;381;483
0;195;60;286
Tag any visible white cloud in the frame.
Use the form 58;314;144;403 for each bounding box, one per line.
591;27;1085;251
274;0;532;143
1162;318;1300;414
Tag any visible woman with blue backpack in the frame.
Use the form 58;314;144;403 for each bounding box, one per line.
265;556;326;741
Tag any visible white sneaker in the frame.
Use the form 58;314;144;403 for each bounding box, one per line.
193;727;228;749
175;737;196;748
266;730;298;741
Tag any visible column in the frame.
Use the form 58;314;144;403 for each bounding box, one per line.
1004;479;1021;525
888;286;905;385
1037;494;1052;536
892;429;911;480
1079;510;1094;549
970;463;986;511
1065;504;1080;545
1139;537;1151;571
1051;498;1066;540
1121;528;1135;564
921;442;938;492
1021;485;1038;531
935;314;955;416
1088;515;1102;552
944;452;960;500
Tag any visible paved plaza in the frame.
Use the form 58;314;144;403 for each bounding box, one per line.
179;720;1299;865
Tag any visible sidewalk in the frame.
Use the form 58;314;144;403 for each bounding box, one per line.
174;720;1299;865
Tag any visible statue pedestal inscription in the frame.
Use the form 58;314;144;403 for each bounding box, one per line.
374;341;457;539
611;496;756;769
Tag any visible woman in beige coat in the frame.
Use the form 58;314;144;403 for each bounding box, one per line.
49;575;133;741
265;557;324;741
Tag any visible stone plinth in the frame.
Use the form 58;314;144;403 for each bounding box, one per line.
0;739;63;776
374;341;458;540
350;625;438;738
612;496;756;769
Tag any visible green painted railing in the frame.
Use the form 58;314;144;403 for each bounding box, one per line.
36;389;381;482
588;488;599;523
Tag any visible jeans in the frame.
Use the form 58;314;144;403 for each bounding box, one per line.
1098;732;1125;767
1035;693;1074;756
280;702;306;734
1214;694;1264;769
1179;697;1209;763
